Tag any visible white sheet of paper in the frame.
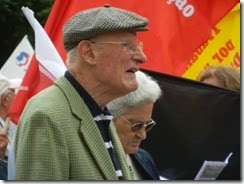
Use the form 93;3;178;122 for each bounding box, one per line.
194;152;233;180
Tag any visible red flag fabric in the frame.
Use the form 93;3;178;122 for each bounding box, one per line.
45;0;239;75
8;57;54;124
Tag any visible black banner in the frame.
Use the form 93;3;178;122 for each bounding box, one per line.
141;69;240;180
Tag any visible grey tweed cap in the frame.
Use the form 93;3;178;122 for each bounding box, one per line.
63;4;149;51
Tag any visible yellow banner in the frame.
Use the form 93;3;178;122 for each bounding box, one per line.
183;3;240;79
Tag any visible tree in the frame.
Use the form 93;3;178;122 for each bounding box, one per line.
0;0;54;68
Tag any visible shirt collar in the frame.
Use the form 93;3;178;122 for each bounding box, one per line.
64;71;111;117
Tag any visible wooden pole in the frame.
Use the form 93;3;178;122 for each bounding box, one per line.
1;116;11;134
1;116;11;142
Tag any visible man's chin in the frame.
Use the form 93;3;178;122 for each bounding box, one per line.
127;147;139;154
115;80;138;98
127;80;138;93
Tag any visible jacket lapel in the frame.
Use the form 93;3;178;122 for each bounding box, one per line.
109;122;134;180
80;115;118;180
55;77;118;180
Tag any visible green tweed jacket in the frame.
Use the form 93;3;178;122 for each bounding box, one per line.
14;76;133;180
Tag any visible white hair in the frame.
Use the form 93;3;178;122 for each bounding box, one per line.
107;70;162;117
66;46;79;66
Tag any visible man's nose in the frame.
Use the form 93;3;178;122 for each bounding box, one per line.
132;48;147;64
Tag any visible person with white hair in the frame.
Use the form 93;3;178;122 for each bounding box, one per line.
107;70;164;180
0;72;21;180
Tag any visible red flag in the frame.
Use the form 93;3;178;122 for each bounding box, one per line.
45;0;239;75
8;57;54;124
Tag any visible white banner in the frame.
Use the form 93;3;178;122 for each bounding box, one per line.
0;35;33;79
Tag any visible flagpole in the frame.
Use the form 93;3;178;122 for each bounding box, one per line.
1;116;11;134
1;117;12;142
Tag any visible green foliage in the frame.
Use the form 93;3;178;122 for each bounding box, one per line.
0;0;54;67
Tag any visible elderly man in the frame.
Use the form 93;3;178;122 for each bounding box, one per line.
0;73;21;180
14;4;149;180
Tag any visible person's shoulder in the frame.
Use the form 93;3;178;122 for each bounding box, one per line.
137;147;150;155
135;148;154;160
23;83;67;116
26;88;52;107
29;77;67;104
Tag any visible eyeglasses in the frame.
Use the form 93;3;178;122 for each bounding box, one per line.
118;115;156;132
90;40;143;55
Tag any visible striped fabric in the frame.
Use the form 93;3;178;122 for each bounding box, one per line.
95;114;123;180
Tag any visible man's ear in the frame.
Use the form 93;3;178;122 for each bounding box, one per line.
1;94;10;107
77;40;97;65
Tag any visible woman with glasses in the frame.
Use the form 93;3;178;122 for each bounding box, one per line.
107;71;163;180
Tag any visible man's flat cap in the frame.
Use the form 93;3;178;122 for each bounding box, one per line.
63;4;149;51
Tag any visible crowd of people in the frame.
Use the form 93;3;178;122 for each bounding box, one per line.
0;4;240;181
